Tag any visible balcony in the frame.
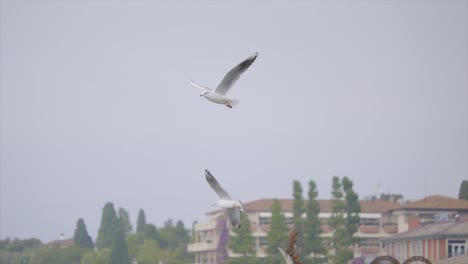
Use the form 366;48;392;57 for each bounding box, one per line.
359;225;380;234
194;221;217;231
383;225;398;233
187;242;217;252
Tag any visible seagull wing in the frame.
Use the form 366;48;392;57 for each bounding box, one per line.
188;79;212;92
205;169;231;199
278;248;294;264
214;52;258;95
226;207;241;228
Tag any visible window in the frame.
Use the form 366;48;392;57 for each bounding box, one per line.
448;240;466;257
410;240;422;256
259;217;270;225
360;218;380;226
259;237;268;247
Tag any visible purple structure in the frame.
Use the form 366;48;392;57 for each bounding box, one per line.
216;218;229;264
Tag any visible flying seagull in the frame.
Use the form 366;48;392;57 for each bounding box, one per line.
205;169;244;228
189;52;258;108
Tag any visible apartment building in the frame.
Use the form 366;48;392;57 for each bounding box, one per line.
188;197;399;263
381;220;468;263
188;195;468;264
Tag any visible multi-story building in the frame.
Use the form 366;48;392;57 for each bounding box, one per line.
188;195;468;264
188;197;400;263
381;220;468;263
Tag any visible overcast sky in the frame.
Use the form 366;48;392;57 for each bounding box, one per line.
1;0;467;242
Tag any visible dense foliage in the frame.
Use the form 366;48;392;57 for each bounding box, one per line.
266;199;289;264
304;180;325;264
459;180;468;200
229;213;256;260
74;218;94;249
0;203;191;264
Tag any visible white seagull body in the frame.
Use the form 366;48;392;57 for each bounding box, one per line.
205;169;244;228
189;52;258;108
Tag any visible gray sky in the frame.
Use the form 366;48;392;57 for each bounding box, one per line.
1;0;467;242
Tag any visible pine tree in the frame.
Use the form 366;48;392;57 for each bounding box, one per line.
73;218;94;249
304;180;325;264
459;180;468;200
110;228;130;264
118;208;132;237
97;202;119;249
292;180;305;258
229;213;255;260
136;209;147;234
266;199;289;264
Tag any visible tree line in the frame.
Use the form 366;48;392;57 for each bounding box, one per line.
225;176;360;264
0;203;191;264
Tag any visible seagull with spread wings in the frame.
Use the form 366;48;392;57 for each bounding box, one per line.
205;169;244;228
189;52;258;108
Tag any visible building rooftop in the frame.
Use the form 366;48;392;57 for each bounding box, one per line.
207;195;468;216
240;198;399;213
381;220;468;242
46;238;74;247
397;195;468;211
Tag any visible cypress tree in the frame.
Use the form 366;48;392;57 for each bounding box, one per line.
136;209;147;234
73;218;94;249
266;199;289;264
329;176;348;264
304;180;325;264
118;208;132;237
459;180;468;200
97;202;119;249
110;228;130;264
329;176;360;264
292;181;305;258
342;177;360;244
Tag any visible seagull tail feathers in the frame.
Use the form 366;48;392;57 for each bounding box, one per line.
228;99;240;107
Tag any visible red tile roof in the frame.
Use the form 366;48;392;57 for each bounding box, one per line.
397;195;468;211
242;198;398;213
46;238;74;247
381;220;468;241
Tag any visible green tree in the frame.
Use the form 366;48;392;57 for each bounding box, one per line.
156;219;190;263
126;233;144;261
342;176;360;245
74;218;94;249
110;229;130;264
229;213;255;260
459;180;468;200
304;180;325;264
137;239;161;264
292;180;305;258
329;176;348;264
96;202;120;249
143;224;158;241
328;176;360;264
266;199;289;264
136;209;147;234
31;246;85;264
81;248;111;264
118;208;132;237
